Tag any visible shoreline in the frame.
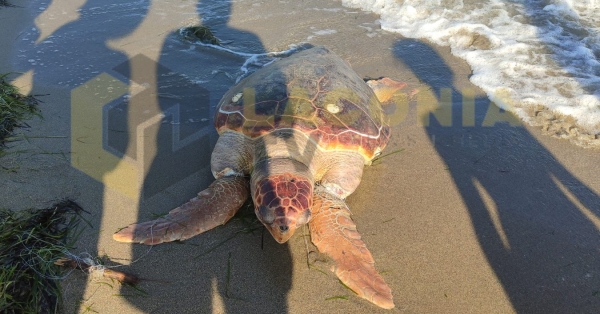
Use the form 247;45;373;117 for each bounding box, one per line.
338;0;600;150
1;0;599;313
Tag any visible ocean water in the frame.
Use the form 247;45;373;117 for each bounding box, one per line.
340;0;600;145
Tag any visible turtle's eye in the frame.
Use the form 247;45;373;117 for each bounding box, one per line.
257;205;275;224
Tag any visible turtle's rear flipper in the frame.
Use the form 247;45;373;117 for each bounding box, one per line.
113;176;249;245
309;186;394;309
366;77;407;104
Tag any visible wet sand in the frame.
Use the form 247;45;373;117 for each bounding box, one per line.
1;0;599;313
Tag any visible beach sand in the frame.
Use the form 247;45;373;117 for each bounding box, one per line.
1;0;599;313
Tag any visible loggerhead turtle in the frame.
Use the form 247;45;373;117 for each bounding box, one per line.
113;46;406;309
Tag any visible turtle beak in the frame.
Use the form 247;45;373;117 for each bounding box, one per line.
265;209;311;243
267;218;297;243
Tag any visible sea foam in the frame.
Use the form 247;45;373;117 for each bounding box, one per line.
340;0;600;146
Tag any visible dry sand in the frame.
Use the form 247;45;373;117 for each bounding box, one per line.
1;0;599;313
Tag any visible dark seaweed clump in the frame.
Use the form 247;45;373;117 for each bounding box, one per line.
0;73;41;148
181;25;220;45
0;200;85;314
0;0;14;8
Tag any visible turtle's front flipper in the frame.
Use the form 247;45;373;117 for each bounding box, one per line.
113;176;249;245
309;186;394;309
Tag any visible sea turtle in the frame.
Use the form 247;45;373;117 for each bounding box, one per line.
113;46;406;309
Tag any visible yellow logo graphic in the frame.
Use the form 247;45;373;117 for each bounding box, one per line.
71;73;140;199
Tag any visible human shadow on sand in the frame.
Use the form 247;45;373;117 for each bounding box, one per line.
393;39;600;313
11;0;297;312
114;0;294;312
11;0;149;311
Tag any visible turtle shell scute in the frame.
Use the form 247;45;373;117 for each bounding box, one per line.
215;47;390;160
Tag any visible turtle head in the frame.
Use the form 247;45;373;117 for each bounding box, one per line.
253;173;313;243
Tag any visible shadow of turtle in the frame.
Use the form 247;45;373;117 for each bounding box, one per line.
393;38;600;313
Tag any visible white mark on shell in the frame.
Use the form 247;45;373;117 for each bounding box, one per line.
374;147;382;157
232;92;243;103
326;103;341;114
214;167;237;178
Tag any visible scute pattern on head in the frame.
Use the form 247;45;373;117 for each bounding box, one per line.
215;47;390;161
253;173;313;243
